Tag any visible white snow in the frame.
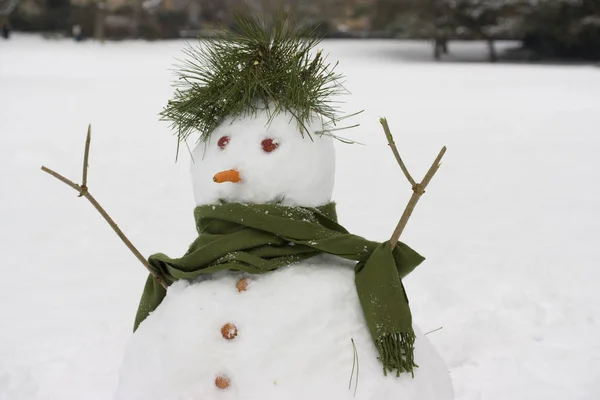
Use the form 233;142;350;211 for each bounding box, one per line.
190;111;335;207
1;35;600;400
114;258;452;400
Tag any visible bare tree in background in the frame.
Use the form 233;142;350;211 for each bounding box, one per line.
374;0;531;61
0;0;18;38
133;0;142;36
94;0;106;42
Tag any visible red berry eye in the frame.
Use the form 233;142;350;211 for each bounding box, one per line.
261;138;279;153
217;136;230;150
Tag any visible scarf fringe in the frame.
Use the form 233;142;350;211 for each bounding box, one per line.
376;332;418;378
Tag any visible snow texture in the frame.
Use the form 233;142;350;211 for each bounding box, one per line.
190;111;335;207
1;35;600;400
114;258;452;400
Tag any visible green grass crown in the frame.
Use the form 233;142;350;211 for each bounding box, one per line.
160;14;350;144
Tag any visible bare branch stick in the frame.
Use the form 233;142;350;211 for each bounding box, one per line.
389;146;445;247
41;166;80;192
380;118;416;187
421;146;446;188
424;326;443;336
80;124;91;195
382;119;446;248
41;130;169;289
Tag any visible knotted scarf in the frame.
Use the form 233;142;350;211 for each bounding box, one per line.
135;202;424;376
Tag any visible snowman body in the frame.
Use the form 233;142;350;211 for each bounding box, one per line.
113;111;453;399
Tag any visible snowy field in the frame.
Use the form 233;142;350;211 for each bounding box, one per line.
1;35;599;399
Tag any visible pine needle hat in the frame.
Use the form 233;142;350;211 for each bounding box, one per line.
160;13;354;145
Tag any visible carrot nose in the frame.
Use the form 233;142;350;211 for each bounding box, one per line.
213;169;242;183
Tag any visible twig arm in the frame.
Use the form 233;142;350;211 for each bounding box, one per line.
381;118;446;248
80;124;91;194
380;118;416;187
41;166;80;192
389;193;420;248
388;147;445;247
421;146;446;188
41;128;169;289
41;165;169;289
84;192;166;285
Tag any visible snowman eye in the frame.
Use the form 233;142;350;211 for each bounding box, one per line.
261;138;279;153
217;136;230;150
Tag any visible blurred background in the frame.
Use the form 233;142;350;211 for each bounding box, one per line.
1;0;599;61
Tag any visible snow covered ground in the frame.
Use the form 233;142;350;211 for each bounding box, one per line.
1;35;599;400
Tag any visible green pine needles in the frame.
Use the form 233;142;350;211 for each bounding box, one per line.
160;14;351;144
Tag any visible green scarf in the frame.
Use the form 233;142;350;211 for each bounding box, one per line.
135;202;424;376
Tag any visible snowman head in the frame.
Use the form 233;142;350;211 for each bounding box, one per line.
191;110;335;207
162;14;353;207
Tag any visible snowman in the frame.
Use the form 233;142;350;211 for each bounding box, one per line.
113;16;453;400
